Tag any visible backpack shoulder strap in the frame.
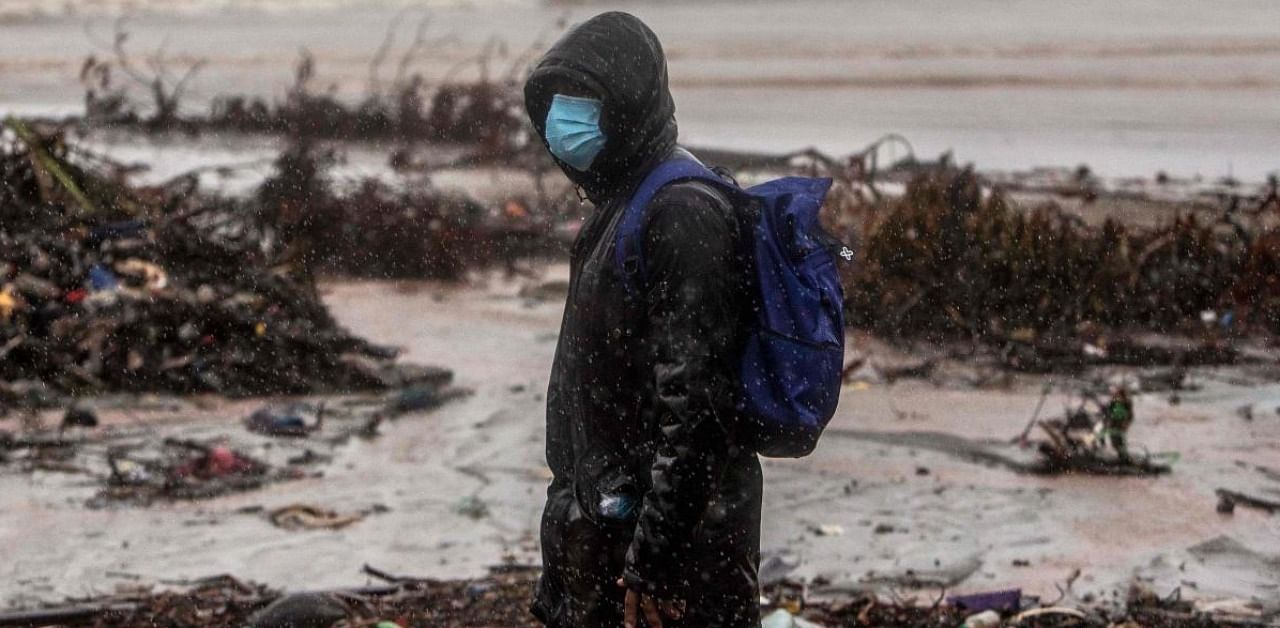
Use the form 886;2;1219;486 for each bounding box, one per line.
615;158;729;293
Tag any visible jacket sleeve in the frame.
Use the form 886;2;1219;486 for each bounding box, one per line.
622;182;744;598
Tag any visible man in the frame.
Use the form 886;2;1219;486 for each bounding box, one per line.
524;12;761;628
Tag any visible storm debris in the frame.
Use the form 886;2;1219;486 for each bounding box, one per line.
268;504;366;531
95;438;302;505
78;21;532;158
1028;389;1171;477
1214;489;1280;515
824;159;1280;366
3;568;1276;628
0;119;440;402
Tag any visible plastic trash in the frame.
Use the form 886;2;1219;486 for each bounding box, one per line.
87;264;119;291
761;608;825;628
174;445;258;479
948;589;1021;613
962;609;1001;628
108;458;152;485
245;407;312;437
115;259;169;291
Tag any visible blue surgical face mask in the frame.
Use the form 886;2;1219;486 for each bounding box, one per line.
545;94;606;172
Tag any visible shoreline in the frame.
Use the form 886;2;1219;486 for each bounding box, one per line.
2;0;1278;181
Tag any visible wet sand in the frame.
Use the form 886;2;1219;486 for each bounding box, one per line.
3;272;1279;610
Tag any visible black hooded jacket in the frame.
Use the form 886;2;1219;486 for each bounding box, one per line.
525;12;762;628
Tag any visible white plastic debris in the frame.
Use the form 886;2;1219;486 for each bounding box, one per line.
761;608;826;628
1194;597;1264;618
961;609;1001;628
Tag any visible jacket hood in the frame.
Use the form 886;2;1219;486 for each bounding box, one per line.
524;12;678;203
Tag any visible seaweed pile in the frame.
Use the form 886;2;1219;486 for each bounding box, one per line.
0;119;426;403
827;162;1280;366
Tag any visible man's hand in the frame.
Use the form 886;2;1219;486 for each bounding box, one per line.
617;578;685;628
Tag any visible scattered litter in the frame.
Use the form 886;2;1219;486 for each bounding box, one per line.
1010;606;1088;623
811;523;845;537
762;608;826;628
4;565;1272;628
1027;388;1171;476
95;439;301;505
389;384;469;415
1215;488;1280;515
961;609;1001;628
245;404;322;438
948;588;1021;614
268;504;364;531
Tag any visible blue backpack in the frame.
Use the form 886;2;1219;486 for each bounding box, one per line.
615;156;848;458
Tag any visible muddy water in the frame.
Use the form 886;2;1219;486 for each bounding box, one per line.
3;274;1279;610
2;0;1279;180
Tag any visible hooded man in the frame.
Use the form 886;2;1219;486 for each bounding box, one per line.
524;11;761;628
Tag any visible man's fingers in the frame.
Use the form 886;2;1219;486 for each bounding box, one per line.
642;596;664;628
623;589;638;628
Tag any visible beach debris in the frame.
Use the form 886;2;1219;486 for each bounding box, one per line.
961;609;1002;628
830;162;1280;364
1010;606;1089;624
1026;388;1171;476
762;608;826;628
383;380;471;417
95;439;300;505
81;41;531;156
245;404;322;438
268;504;365;531
7;564;1275;628
811;523;846;537
1215;488;1280;515
0;119;442;401
948;589;1021;614
245;591;349;628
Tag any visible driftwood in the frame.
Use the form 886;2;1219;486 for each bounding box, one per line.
1216;488;1280;514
